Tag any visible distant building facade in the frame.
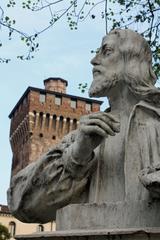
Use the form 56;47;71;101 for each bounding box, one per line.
0;204;55;239
9;77;102;176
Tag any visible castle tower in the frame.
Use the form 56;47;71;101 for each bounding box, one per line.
9;78;102;175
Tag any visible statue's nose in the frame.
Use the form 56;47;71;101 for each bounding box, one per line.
90;54;100;66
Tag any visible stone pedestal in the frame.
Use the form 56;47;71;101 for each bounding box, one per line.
56;201;160;230
16;228;160;240
15;202;160;240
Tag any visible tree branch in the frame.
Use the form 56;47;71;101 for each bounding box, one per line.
33;0;76;36
147;0;155;42
31;0;64;11
105;0;108;34
80;0;105;22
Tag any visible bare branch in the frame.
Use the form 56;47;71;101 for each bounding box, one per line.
105;0;108;34
147;0;155;42
80;0;105;22
30;0;64;11
0;6;4;21
75;1;87;25
33;0;76;36
0;21;29;38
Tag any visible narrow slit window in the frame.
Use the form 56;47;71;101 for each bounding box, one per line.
39;94;46;103
55;96;62;105
71;99;77;108
86;103;92;111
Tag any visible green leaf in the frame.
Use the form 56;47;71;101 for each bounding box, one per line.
5;16;9;21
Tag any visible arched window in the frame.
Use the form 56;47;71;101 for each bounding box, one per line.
39;112;43;128
66;118;70;133
72;119;77;130
37;224;44;232
9;221;16;237
59;116;64;135
52;115;57;131
33;111;36;127
46;113;50;128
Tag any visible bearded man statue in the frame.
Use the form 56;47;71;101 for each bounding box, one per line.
8;29;160;230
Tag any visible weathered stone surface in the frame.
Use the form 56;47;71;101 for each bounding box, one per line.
15;228;160;240
56;201;160;230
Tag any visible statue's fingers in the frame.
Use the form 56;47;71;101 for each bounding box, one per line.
88;114;120;133
84;119;116;136
107;121;120;133
104;113;120;123
89;112;120;123
80;125;108;138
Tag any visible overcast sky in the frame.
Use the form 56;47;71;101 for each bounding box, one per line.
0;1;108;204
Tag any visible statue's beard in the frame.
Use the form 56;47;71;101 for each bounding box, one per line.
89;74;118;98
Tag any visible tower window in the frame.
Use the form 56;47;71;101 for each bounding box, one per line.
9;222;16;237
37;225;44;232
39;112;43;128
86;103;92;111
71;99;77;109
52;115;57;130
66;118;70;133
72;119;77;130
46;113;50;128
39;94;46;103
55;96;62;105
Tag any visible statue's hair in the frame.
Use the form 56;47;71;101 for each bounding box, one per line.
109;29;159;104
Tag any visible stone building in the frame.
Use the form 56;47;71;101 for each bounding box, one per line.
0;204;55;239
9;77;102;176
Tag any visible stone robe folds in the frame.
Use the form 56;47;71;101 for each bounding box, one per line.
8;100;160;223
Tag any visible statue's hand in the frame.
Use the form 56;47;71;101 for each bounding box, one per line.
139;164;160;199
71;112;120;162
80;111;120;137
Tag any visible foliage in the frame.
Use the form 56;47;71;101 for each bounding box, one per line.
78;82;88;93
0;0;159;78
0;223;10;240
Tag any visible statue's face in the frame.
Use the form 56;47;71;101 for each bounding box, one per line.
89;34;124;97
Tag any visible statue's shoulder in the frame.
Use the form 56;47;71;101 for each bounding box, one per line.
136;100;160;117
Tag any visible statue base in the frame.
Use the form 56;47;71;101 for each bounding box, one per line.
56;201;160;230
15;228;160;240
15;201;160;240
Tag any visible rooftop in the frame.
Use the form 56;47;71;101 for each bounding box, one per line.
0;204;10;214
9;86;103;118
44;77;68;86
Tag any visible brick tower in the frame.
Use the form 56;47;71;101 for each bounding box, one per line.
9;78;102;176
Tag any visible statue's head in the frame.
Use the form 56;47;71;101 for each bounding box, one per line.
89;29;157;99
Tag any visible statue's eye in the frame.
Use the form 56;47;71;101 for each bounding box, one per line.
102;45;113;56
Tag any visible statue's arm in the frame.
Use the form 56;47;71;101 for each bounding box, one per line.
8;111;120;223
7;130;97;223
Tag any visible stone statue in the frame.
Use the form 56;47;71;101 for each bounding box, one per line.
8;29;160;229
